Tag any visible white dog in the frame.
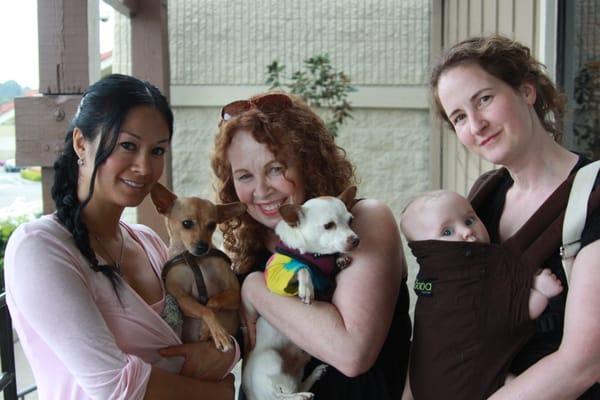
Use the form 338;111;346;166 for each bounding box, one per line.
242;186;360;400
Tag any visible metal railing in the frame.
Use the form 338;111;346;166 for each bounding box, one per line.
1;290;37;400
0;291;17;400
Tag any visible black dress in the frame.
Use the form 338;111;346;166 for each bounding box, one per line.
475;156;600;399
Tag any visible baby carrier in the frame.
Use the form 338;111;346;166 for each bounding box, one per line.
409;163;600;400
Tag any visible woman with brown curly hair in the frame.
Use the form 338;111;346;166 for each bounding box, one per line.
430;35;600;399
211;92;411;399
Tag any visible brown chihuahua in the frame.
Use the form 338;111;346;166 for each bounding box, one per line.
151;182;246;352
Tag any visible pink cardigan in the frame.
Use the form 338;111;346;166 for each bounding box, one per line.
5;215;184;400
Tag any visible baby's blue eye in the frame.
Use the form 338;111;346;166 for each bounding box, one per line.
465;217;475;226
442;228;453;237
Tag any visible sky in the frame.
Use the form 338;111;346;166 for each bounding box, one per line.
0;0;114;90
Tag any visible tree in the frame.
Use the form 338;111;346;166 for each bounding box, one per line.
0;80;25;104
266;55;355;137
573;62;600;160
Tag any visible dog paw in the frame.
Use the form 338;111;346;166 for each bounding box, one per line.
336;254;353;270
210;325;234;352
312;364;328;380
297;269;314;304
293;393;315;400
274;391;314;400
215;336;234;352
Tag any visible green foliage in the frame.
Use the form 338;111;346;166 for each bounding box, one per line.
573;62;600;160
0;216;30;283
266;54;355;136
20;168;42;182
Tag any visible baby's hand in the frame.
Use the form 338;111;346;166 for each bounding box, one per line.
533;269;563;298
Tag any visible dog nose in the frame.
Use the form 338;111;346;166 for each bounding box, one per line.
348;235;360;249
194;241;209;255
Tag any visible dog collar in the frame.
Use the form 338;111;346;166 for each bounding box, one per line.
162;249;231;305
274;241;338;278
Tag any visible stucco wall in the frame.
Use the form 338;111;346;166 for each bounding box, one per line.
169;0;429;86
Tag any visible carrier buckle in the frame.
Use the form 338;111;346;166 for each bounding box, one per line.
560;240;581;260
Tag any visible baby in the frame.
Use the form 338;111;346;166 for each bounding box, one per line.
399;190;564;400
400;190;562;320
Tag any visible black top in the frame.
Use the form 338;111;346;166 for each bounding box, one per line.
475;156;600;399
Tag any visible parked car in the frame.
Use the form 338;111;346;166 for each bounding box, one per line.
4;159;22;173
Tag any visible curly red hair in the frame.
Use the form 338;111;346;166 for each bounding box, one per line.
211;93;356;273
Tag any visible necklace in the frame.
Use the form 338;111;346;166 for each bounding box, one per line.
92;226;125;275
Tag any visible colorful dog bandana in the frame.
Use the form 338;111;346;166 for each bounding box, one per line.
264;242;338;299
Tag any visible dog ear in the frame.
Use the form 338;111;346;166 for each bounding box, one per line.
216;202;247;222
278;204;304;227
338;186;357;210
150;182;178;215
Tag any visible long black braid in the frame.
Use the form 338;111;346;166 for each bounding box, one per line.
51;74;173;296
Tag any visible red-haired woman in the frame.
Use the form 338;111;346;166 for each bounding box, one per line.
211;93;411;399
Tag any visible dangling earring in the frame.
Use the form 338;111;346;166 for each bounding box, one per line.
77;158;85;167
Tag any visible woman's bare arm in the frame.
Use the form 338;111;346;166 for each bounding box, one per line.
145;338;238;399
241;199;406;376
144;368;234;399
488;239;600;399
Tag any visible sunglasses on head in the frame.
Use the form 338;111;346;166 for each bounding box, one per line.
220;93;293;121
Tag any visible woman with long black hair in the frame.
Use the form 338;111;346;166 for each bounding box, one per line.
5;74;237;400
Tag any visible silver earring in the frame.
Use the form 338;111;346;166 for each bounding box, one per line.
77;158;84;166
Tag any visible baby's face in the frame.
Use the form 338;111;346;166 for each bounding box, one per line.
409;192;490;243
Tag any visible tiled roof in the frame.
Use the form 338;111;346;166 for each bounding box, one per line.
0;101;14;115
101;50;112;61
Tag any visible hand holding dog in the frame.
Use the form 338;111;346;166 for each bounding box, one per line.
159;341;236;381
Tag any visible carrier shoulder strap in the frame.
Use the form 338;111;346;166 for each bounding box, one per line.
468;168;508;208
560;160;600;283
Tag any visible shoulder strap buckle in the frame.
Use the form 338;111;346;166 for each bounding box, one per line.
559;240;581;260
